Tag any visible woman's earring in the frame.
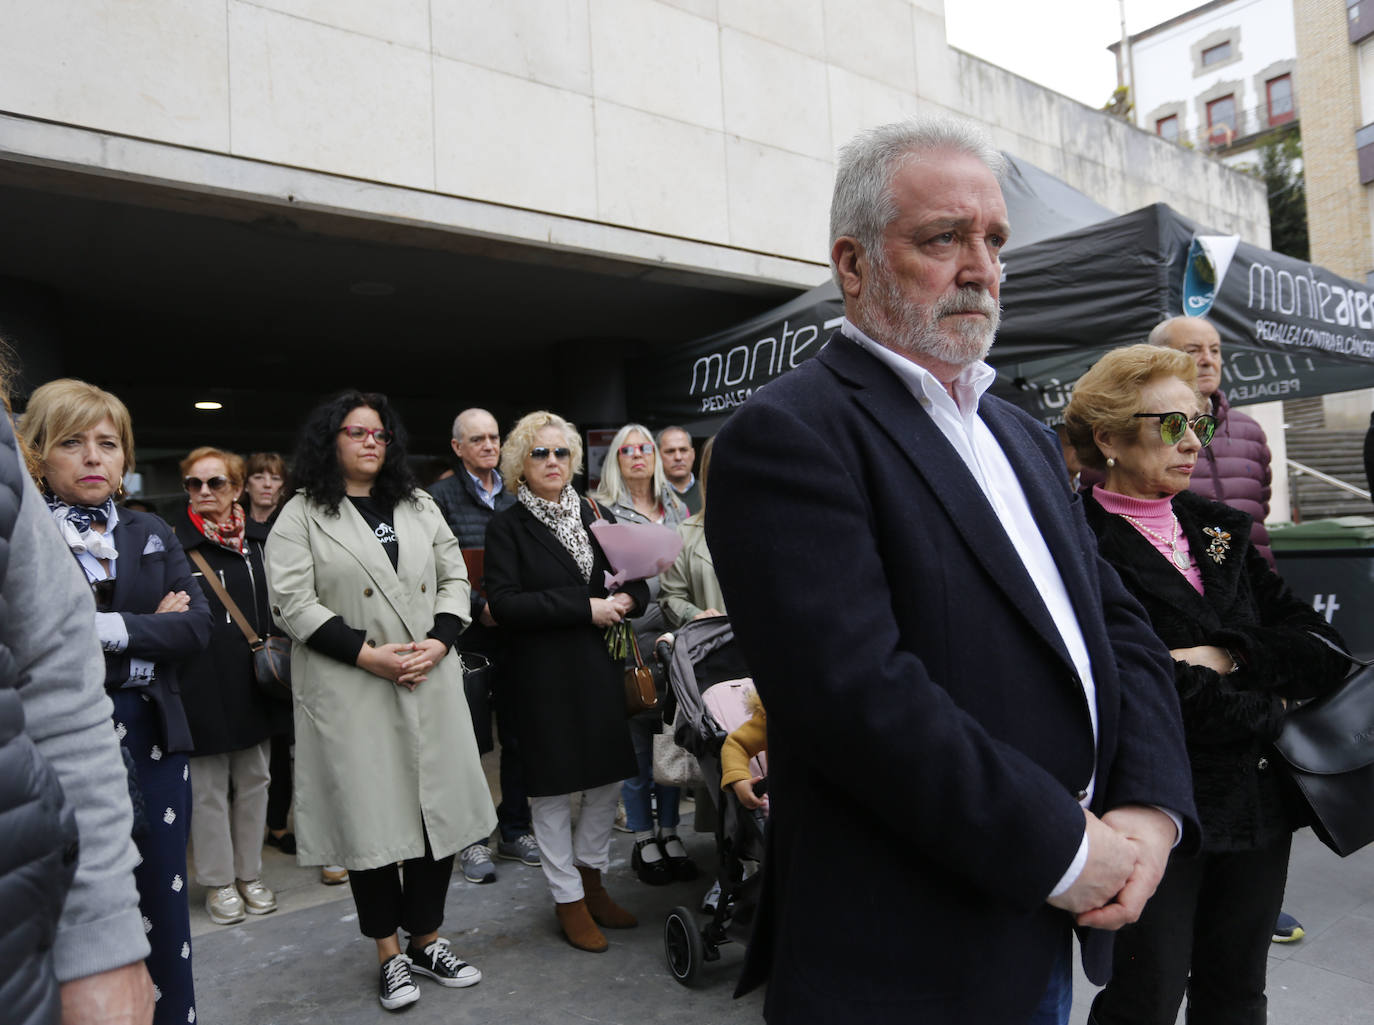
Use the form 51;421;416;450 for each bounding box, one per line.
1106;457;1116;468
115;478;126;498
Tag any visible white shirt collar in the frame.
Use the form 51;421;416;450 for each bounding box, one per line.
839;317;996;417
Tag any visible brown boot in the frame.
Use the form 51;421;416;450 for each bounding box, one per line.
555;899;608;953
577;865;638;928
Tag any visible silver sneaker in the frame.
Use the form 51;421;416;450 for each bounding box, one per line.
459;842;496;884
237;878;277;915
206;883;246;925
496;833;542;866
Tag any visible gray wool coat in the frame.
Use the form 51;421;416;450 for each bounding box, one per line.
266;491;495;870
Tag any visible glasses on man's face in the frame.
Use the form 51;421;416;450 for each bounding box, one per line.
338;425;393;444
618;443;655;456
530;447;571;461
1133;411;1218;447
184;475;231;493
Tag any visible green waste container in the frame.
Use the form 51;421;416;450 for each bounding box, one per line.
1270;517;1374;660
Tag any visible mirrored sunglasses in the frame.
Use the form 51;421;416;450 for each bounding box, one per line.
618;442;655;456
1133;411;1218;447
530;446;571;461
338;425;393;444
184;475;231;492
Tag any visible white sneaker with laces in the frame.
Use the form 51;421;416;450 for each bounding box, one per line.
406;937;481;988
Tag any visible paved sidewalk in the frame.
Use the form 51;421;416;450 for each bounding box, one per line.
191;823;1374;1024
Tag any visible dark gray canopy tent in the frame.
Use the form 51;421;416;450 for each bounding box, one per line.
632;160;1374;430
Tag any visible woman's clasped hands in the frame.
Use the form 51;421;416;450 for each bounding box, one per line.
589;591;635;627
357;637;448;690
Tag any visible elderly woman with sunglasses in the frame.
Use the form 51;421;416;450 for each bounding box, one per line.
1063;345;1347;1025
588;424;696;885
483;412;649;953
266;391;494;1012
19;378;211;1025
168;447;282;926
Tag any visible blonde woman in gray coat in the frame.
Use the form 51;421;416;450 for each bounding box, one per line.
266;390;495;1013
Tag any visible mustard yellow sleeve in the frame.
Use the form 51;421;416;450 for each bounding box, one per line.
720;710;767;789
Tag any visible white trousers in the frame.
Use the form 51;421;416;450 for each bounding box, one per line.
528;781;621;904
189;739;272;886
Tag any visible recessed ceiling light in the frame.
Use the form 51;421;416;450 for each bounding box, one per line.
194;401;223;410
349;281;395;296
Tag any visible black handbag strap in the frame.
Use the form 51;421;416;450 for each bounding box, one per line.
188;548;264;649
1308;631;1374;670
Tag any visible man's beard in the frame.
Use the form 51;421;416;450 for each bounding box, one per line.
858;264;1001;368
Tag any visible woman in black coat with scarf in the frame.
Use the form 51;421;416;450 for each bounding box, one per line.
484;410;649;955
169;446;284;927
1063;345;1348;1025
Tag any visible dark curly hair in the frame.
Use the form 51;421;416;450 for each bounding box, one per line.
289;390;419;515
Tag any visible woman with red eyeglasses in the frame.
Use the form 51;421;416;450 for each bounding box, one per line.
168;446;283;927
265;391;494;1012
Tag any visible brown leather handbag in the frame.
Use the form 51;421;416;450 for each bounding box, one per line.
624;627;659;716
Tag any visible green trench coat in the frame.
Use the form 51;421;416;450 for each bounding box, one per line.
266;491;496;870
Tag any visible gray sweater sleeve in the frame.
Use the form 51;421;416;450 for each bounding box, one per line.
8;471;149;981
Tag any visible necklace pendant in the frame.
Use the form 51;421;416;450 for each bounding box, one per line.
1171;547;1189;570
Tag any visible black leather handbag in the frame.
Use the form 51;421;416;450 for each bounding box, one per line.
1273;648;1374;857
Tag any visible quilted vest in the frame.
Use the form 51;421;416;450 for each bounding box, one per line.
0;412;80;1025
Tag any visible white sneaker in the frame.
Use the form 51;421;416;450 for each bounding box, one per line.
205;884;246;925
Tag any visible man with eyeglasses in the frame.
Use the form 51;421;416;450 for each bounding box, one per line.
1150;317;1274;570
425;409;540;884
656;426;701;514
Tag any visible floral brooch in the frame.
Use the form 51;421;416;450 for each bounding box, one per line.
1202;526;1231;564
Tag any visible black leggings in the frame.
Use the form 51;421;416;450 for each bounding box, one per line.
347;830;455;940
265;734;292;832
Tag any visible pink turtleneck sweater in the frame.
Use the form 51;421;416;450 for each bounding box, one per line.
1093;485;1204;594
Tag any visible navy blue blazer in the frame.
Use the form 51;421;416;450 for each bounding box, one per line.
104;508;211;753
706;335;1197;1024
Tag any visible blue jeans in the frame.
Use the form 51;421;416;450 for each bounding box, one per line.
622;715;679;832
1027;931;1072;1025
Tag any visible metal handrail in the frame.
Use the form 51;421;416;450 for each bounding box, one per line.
1287;458;1371;501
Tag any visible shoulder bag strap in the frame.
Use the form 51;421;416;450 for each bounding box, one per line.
585;497;603;521
187;548;263;649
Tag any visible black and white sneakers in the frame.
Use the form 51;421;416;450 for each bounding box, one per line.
406;938;482;988
378;954;419;1011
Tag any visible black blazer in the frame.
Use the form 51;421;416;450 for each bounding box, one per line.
706;336;1198;1024
105;508;212;753
1084;489;1348;850
484;497;648;797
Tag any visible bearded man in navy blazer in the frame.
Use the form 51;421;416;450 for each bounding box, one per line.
705;117;1198;1024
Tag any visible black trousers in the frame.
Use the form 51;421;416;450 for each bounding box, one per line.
265;733;292;832
347;831;455;940
462;630;531;841
1090;832;1291;1025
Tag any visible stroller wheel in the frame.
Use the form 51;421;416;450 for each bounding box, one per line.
664;906;705;986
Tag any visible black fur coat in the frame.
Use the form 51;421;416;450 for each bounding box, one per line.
1083;488;1348;851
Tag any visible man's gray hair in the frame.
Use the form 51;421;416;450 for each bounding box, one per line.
655;425;690;447
1147;317;1216;347
829;116;1006;285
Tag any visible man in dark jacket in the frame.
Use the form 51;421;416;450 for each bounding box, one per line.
1151;317;1274;567
427;408;538;883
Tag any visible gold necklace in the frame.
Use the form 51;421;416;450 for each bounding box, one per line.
1122;513;1190;570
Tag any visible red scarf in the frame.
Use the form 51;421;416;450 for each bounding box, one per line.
188;502;246;554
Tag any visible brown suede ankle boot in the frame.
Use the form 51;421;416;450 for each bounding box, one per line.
555;898;608;952
576;865;638;928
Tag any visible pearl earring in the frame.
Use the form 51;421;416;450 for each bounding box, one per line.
1106;457;1116;468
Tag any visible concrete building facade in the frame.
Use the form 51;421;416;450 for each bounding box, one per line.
0;0;1270;468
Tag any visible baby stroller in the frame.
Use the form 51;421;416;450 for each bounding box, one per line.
652;616;766;986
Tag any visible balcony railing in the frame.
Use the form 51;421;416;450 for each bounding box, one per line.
1156;98;1298;152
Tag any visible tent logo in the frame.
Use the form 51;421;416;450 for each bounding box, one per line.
1182;235;1239;317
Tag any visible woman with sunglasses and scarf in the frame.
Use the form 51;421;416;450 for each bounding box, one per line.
1063;345;1347;1025
589;424;694;885
484;411;649;953
168;447;282;926
19;378;211;1025
265;391;494;1012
